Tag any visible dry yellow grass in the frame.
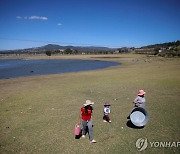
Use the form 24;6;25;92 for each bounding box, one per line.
0;54;180;153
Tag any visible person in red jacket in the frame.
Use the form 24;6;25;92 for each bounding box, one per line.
80;100;96;143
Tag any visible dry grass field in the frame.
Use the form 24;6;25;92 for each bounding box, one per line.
0;54;180;153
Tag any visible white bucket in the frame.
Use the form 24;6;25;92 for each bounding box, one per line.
130;107;149;127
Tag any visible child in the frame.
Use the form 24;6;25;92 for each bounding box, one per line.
133;89;146;108
127;89;146;119
103;102;111;123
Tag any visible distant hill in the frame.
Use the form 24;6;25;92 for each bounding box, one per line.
141;40;180;49
0;41;179;56
0;44;113;54
135;40;180;57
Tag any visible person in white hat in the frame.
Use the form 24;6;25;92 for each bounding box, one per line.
79;100;96;143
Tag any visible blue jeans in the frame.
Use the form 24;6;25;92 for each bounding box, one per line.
82;119;93;141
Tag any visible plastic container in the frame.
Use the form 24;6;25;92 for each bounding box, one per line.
130;107;149;127
74;124;81;135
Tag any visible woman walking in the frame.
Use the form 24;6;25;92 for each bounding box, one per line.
80;100;96;143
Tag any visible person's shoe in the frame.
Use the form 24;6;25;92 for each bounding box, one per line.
81;135;85;138
109;120;111;123
103;120;107;122
90;139;96;143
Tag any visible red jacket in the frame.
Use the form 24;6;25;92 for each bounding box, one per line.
81;107;92;121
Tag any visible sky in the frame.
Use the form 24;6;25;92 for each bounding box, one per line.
0;0;180;50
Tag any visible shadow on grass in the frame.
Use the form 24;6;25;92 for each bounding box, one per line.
75;134;82;139
126;120;144;129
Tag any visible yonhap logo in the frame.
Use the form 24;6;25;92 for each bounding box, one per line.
136;138;180;151
136;138;148;151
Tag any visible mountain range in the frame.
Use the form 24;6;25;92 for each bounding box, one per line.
1;40;179;54
0;44;114;54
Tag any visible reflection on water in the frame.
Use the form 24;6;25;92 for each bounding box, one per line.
0;59;119;79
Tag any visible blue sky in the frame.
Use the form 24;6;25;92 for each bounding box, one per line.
0;0;180;50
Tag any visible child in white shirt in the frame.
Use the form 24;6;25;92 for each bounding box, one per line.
103;102;111;123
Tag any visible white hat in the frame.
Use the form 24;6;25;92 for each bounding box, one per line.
84;100;94;106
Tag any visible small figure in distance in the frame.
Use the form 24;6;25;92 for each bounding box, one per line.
103;102;111;123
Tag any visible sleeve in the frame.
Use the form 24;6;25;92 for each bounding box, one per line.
81;107;84;113
135;96;139;102
104;108;107;113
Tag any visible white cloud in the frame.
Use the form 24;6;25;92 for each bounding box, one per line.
16;16;22;19
57;23;62;26
16;16;48;21
29;16;48;20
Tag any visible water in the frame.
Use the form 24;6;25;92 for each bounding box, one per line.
0;59;119;79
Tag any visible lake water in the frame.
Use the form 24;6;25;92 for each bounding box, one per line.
0;59;119;79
